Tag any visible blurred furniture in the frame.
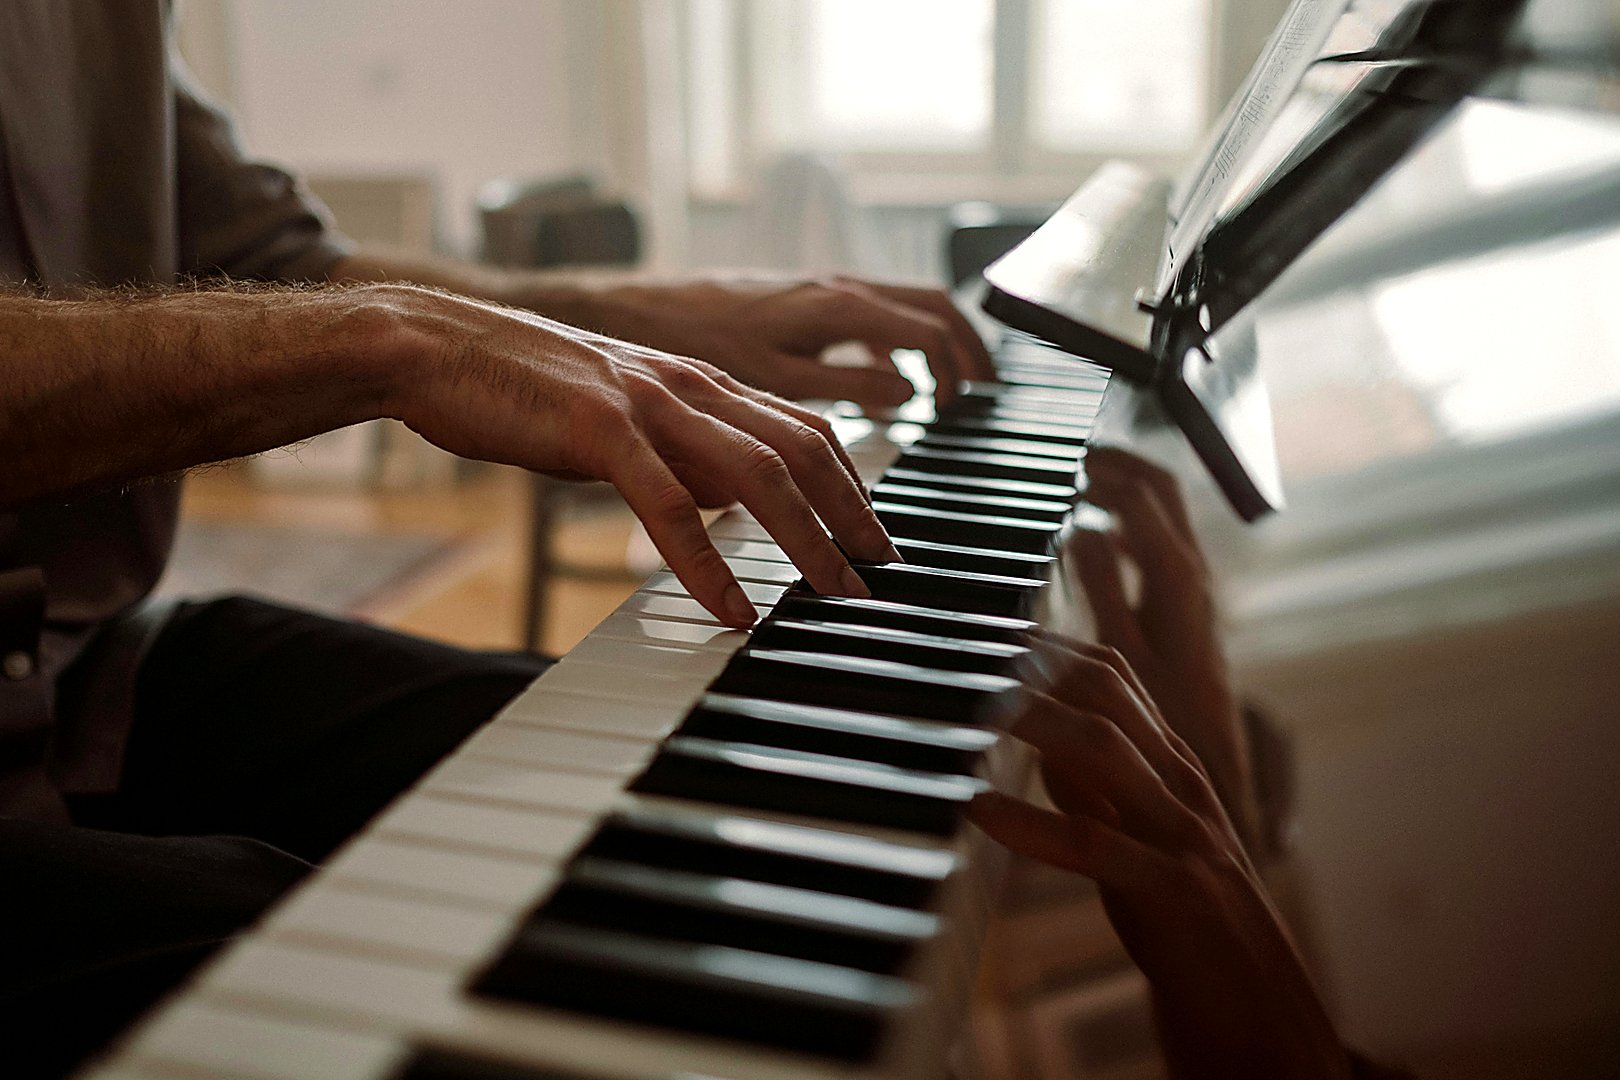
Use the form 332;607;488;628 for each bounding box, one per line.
945;201;1042;288
477;177;644;652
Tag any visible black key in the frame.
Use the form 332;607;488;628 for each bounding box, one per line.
891;537;1056;580
915;433;1084;461
956;383;1104;410
993;367;1111;392
871;481;1072;522
686;692;996;773
926;414;1091;446
874;500;1062;555
883;466;1079;502
394;1048;603;1080
632;734;985;835
830;561;1043;619
474;921;910;1060
712;648;1018;725
947;402;1099;430
749;617;1024;679
584;808;956;908
773;594;1034;646
894;446;1079;486
539;857;938;973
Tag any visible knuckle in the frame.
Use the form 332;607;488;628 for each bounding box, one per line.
786;419;837;463
737;440;790;487
660;358;714;394
647;480;700;525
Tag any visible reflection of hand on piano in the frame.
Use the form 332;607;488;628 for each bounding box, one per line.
970;639;1355;1080
1067;447;1262;850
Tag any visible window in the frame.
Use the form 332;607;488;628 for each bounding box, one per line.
685;0;1217;201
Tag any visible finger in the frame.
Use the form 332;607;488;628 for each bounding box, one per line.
651;408;872;601
1085;447;1195;541
607;438;759;628
1004;693;1200;846
806;283;968;405
703;370;874;499
746;354;916;413
1084;470;1203;588
1061;641;1214;794
859;280;998;383
1067;527;1149;661
695;382;900;562
969;791;1165;893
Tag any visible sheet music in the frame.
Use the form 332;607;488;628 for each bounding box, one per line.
1166;0;1348;273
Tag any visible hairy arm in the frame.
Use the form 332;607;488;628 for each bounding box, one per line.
0;286;391;508
330;248;996;409
0;282;892;627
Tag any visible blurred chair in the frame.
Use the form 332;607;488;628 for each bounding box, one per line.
478;177;644;652
945;200;1043;288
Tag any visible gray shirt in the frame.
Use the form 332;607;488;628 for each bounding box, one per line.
0;1;353;820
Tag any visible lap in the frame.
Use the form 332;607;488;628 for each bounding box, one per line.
79;594;554;861
6;596;552;1075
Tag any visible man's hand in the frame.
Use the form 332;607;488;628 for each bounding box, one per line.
1068;447;1260;849
334;253;995;410
0;282;894;631
533;275;997;412
972;640;1351;1080
378;285;898;627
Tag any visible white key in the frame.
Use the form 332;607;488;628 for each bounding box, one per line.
705;515;774;543
564;635;732;679
425;757;624;817
641;571;788;606
618;591;769;624
324;837;558;909
722;556;802;585
461;724;654;775
712;537;791;563
122;1002;406;1080
497;688;681;740
591;611;750;652
202;940;463;1030
371;795;596;860
538;657;713;705
266;884;514;963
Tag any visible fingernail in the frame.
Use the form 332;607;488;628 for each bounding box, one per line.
723;584;757;627
883;542;903;563
839;565;871;598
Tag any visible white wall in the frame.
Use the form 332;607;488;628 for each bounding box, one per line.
220;0;610;255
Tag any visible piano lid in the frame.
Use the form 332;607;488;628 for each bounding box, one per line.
980;0;1619;523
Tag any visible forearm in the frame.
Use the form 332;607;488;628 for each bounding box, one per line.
329;247;623;334
0;286;403;508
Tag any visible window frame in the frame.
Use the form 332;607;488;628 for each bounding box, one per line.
684;0;1227;206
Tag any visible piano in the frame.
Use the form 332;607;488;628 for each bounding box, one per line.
80;1;1620;1077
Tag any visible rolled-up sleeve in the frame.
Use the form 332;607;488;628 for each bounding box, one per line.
171;63;355;283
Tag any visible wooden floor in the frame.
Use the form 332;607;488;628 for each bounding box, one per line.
181;462;647;658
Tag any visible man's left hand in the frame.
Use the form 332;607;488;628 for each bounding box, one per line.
572;276;996;411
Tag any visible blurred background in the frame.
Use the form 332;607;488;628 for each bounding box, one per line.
164;2;1620;1078
165;0;1290;657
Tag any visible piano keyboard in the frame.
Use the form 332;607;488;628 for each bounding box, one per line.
82;337;1111;1080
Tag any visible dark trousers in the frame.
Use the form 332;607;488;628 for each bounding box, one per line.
0;596;552;1078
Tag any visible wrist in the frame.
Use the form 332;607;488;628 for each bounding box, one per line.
327;283;444;423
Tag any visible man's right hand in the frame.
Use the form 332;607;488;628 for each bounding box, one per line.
371;285;898;628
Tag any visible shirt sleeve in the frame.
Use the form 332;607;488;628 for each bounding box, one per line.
170;60;356;283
